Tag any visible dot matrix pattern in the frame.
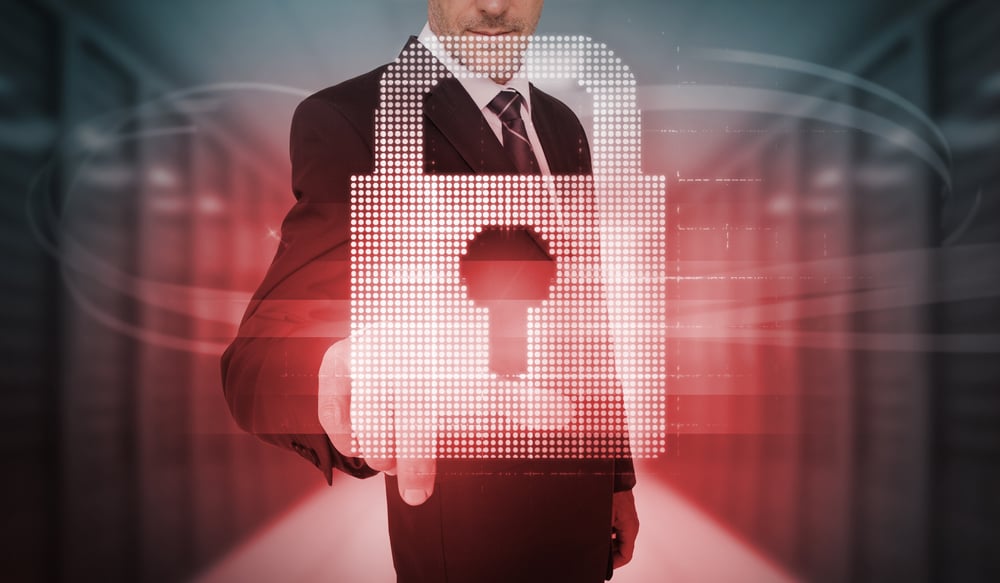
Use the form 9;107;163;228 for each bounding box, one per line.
351;37;666;459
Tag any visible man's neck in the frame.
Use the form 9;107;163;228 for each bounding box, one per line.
417;23;533;114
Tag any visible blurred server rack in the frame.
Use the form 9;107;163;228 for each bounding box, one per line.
637;0;961;579
2;1;326;581
930;0;1000;580
848;35;934;583
658;0;998;580
59;36;142;581
0;2;62;581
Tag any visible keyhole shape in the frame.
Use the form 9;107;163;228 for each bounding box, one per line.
459;226;557;378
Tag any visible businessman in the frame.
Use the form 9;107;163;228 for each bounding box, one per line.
221;1;639;581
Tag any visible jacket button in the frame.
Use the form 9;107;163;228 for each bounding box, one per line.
291;441;319;466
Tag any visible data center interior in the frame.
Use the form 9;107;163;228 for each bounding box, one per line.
2;0;998;581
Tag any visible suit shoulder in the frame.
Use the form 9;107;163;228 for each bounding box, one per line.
292;64;390;139
307;64;388;110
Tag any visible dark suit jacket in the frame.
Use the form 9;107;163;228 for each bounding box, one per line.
221;37;634;583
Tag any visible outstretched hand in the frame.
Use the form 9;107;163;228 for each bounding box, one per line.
318;338;437;506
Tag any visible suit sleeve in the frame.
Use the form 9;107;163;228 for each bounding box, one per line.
221;96;378;484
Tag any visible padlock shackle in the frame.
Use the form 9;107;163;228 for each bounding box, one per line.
373;36;641;176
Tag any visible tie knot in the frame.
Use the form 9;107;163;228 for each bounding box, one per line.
487;89;525;123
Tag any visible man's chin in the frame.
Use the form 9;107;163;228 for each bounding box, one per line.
446;34;530;79
466;57;523;81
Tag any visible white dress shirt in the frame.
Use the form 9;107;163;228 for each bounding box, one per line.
417;23;553;175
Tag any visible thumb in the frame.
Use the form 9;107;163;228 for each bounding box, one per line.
318;338;353;456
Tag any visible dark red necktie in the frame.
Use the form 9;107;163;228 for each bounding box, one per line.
487;89;541;174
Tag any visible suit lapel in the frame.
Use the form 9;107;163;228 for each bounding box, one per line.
528;84;568;174
400;38;582;176
398;37;514;174
424;77;517;174
423;77;517;174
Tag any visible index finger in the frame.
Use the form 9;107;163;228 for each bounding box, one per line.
391;376;438;505
395;457;437;506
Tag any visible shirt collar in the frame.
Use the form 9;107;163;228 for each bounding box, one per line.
418;22;533;117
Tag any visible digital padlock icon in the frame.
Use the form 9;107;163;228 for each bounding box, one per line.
350;37;667;461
